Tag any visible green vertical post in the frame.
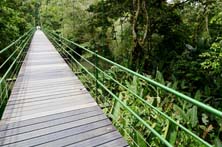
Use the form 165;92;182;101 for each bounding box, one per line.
5;82;8;100
95;50;99;102
101;0;106;105
0;80;2;105
72;0;75;71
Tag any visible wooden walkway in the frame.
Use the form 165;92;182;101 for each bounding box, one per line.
0;30;128;147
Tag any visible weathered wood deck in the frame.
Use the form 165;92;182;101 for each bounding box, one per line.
0;30;128;147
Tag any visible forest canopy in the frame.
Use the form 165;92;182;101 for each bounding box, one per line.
39;0;222;109
0;0;40;66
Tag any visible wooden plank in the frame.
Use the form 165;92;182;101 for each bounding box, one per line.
2;102;97;123
13;77;77;85
0;106;100;131
66;131;122;147
11;82;83;94
12;80;80;88
0;110;103;138
20;64;67;69
4;93;92;113
10;84;85;97
96;137;129;147
36;126;117;147
9;86;85;100
17;72;74;78
7;90;88;107
16;71;75;78
12;79;79;89
0;115;108;146
7;91;88;106
3;98;95;118
1;119;112;147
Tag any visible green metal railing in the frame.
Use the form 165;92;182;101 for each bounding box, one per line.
45;29;222;147
0;28;35;117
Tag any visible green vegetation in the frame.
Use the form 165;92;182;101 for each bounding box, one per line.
0;0;39;67
0;28;34;117
40;1;222;109
0;0;37;116
46;29;221;147
1;0;222;146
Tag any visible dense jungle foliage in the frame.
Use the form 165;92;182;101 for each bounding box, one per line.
0;0;39;73
40;0;222;110
1;0;222;146
41;0;222;146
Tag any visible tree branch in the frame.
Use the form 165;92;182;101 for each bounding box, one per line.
142;0;148;45
132;0;140;41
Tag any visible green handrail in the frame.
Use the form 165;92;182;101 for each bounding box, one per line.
46;29;222;118
48;33;211;146
45;29;222;147
0;31;33;69
0;28;34;54
45;32;221;147
0;33;33;83
0;28;35;111
0;29;34;83
47;33;173;147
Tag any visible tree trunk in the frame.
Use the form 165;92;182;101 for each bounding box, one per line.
130;0;147;71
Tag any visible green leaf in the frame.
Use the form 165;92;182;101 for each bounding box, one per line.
169;130;177;145
194;90;201;101
135;130;148;147
111;100;121;120
111;93;123;121
166;121;178;146
187;106;198;128
215;137;222;147
173;104;187;121
204;86;211;96
155;70;165;85
201;113;209;125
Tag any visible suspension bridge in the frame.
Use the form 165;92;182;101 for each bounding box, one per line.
0;28;221;147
